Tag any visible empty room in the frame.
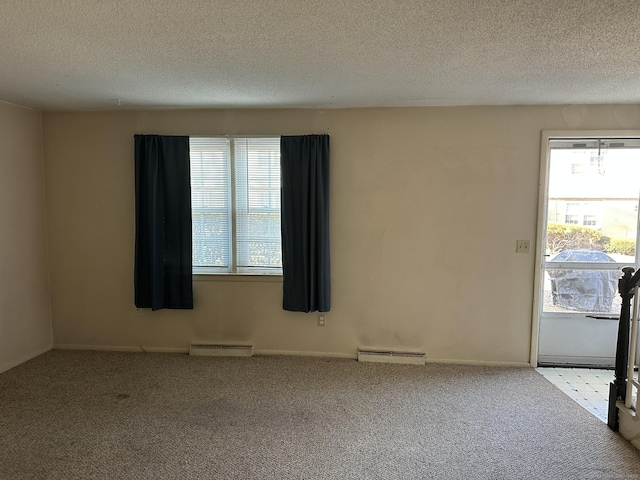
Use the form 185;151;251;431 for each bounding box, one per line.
2;1;640;478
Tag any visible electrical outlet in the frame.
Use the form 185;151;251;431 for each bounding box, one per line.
135;308;144;316
516;240;531;254
318;314;326;327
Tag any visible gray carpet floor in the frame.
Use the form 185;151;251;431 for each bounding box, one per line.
1;350;639;479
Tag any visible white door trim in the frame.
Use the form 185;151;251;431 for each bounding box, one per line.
530;129;640;367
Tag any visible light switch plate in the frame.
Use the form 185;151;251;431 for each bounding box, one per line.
516;240;531;254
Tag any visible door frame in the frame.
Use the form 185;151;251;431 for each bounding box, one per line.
530;129;640;367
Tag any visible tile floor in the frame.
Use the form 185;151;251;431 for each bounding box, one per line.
536;367;613;423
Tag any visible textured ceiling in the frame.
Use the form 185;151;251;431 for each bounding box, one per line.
1;0;639;111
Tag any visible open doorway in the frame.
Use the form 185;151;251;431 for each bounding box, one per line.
535;133;640;367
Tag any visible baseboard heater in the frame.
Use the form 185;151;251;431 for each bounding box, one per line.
357;347;426;365
189;343;254;357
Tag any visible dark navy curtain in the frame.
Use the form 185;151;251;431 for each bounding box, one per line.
280;135;331;312
134;134;193;310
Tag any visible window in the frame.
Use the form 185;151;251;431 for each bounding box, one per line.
190;137;282;274
570;154;606;175
570;162;584;175
564;202;599;228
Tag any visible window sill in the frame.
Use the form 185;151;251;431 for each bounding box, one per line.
193;273;283;283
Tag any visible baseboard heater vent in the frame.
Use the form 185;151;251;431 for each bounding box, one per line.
189;343;254;357
358;347;426;365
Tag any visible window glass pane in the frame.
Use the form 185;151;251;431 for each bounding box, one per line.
546;145;639;263
190;138;231;269
189;136;282;274
542;268;621;315
234;138;282;271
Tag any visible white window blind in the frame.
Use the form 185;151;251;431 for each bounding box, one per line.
234;138;282;273
189;137;282;274
190;138;232;271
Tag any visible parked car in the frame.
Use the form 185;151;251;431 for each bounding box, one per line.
548;249;620;312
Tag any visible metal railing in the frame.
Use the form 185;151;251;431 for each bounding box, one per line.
609;267;640;430
625;285;640;411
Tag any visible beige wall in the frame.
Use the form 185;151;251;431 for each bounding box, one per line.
42;105;640;364
0;101;52;373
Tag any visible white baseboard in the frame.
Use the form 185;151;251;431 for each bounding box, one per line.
53;344;189;354
54;345;354;359
254;349;357;359
51;344;528;367
140;346;189;354
425;358;531;368
0;344;52;374
189;343;254;357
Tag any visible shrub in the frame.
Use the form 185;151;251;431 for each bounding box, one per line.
606;238;636;256
546;222;603;254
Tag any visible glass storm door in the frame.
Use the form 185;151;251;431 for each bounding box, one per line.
538;138;640;367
